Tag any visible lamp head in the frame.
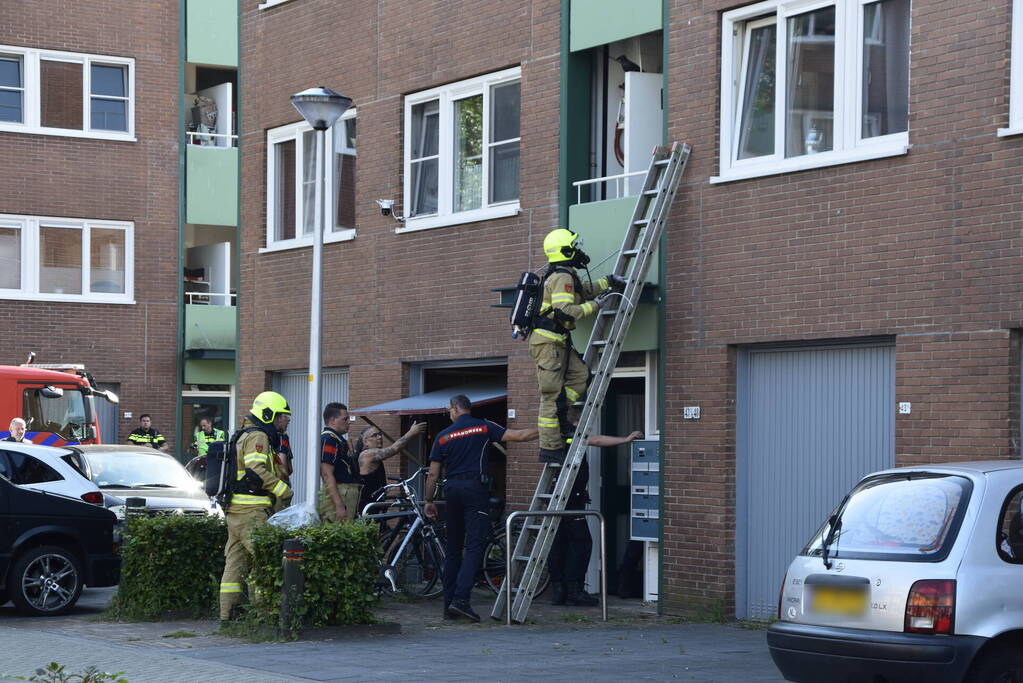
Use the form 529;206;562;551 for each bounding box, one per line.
291;87;352;131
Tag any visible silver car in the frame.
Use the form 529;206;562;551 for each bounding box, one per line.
768;461;1023;683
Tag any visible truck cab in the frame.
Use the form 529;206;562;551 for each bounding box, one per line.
0;365;118;445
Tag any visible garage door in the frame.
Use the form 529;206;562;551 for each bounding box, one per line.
272;368;348;503
736;343;894;620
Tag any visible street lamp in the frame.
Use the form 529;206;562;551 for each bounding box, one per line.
291;86;352;505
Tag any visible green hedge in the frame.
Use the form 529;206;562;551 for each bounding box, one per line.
248;521;378;628
107;515;227;620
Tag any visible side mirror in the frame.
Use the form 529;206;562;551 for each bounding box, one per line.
39;385;64;399
100;390;120;405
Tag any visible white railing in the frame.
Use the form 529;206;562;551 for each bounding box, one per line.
186;131;238;148
573;170;646;204
185;291;237;306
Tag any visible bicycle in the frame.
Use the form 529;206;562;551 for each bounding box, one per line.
478;497;550;598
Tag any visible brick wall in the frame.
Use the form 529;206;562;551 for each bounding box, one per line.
0;1;180;447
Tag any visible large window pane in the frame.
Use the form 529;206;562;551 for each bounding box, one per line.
490;82;520;203
491;82;520;142
301;131;316;235
454;95;483;213
91;64;126;97
90;97;127;132
90;228;125;294
0;57;23;123
39;226;82;295
785;6;835;157
737;23;776;159
410;100;439;217
333;118;356;231
41;60;83;130
274;140;296;241
862;0;910;138
0;227;20;289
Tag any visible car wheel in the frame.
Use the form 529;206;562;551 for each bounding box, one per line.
966;646;1023;683
9;545;84;617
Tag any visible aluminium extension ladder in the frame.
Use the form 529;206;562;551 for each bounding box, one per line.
492;141;692;623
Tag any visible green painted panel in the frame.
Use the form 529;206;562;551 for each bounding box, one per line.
185;304;237;350
184;359;235;385
570;0;661;52
568;196;658;351
186;0;238;67
186;146;238;226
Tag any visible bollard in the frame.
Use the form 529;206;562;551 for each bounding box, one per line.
281;538;305;632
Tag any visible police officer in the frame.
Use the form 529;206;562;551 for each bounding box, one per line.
548;429;643;606
127;414;168;451
529;229;623;463
184;417;227;479
218;391;293;624
317;402;359;521
423;395;537;622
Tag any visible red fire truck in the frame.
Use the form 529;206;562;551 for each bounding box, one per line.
0;363;119;445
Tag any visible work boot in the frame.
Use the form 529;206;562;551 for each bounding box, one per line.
539;447;566;464
565;581;599;607
550;581;567;605
447;599;481;623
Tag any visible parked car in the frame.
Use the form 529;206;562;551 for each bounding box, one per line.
72;445;221;518
768;461;1023;683
0;473;120;615
0;441;103;505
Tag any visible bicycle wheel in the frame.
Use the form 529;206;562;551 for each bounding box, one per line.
482;530;550;597
385;524;446;599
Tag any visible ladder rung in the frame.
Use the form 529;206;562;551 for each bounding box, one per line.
592;340;607;346
633;219;649;226
643;189;659;196
525;524;542;530
537;493;553;499
513;555;531;562
622;249;639;256
654;159;670;166
600;309;619;316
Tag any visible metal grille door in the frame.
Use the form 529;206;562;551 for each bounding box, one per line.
271;368;348;503
736;343;894;620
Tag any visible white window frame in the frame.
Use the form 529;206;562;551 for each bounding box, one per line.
262;110;357;253
1000;0;1023;137
713;0;908;183
0;45;135;141
0;213;134;304
401;67;522;233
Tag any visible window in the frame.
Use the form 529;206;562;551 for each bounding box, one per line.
1002;0;1023;136
715;0;909;182
3;452;62;485
264;112;357;251
402;67;521;232
0;45;134;140
0;214;133;303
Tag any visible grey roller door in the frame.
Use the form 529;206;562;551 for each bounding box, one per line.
94;382;120;444
272;368;348;503
736;343;894;620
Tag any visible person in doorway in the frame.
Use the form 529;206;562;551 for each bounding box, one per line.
3;417;27;442
128;414;168;451
423;394;538;622
548;429;643;607
185;417;227;479
219;391;293;625
356;421;427;515
318;403;360;521
529;229;624;463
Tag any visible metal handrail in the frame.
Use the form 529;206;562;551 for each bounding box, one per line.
573;170;646;204
186;131;238;147
503;509;607;625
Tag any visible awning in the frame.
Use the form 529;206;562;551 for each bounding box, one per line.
351;384;507;416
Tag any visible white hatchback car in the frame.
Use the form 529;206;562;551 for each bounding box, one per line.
768;461;1023;683
0;441;103;505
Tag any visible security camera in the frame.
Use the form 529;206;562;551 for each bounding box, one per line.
376;199;394;216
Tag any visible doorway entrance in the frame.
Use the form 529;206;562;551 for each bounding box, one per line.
181;394;230;462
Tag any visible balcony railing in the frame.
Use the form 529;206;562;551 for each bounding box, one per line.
573;170;646;204
186;131;238;148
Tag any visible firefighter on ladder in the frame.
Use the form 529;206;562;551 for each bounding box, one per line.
218;391;293;625
529;228;624;463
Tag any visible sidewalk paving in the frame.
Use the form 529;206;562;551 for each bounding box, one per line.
0;587;785;682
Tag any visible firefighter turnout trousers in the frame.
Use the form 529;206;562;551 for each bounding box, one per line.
530;341;588;451
219;506;270;620
317;482;363;521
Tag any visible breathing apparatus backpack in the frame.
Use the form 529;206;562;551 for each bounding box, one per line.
204;428;250;506
510;271;542;339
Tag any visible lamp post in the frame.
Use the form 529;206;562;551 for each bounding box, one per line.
290;86;352;505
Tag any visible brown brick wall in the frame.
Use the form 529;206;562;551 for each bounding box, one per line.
0;1;180;447
662;0;1023;614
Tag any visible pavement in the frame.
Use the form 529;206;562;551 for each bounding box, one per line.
0;587;785;682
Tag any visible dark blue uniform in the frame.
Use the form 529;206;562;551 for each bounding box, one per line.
548;455;592;584
429;414;505;607
320;427;356;483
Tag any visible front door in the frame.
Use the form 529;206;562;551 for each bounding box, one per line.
181;396;230;462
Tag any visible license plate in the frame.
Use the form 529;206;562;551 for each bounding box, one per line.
809;585;867;616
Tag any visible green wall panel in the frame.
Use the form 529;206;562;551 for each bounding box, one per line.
184;359;235;385
186;146;238;226
185;304;237;350
570;0;661;52
186;0;238;67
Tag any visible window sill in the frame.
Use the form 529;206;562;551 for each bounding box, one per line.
997;124;1023;137
395;204;521;234
710;141;909;184
0;123;135;142
0;292;134;305
258;228;356;254
258;0;295;9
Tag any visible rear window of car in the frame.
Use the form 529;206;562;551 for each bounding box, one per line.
802;473;973;563
2;451;63;485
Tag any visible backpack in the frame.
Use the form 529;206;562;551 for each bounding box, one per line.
510;271;541;339
203;428;249;505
